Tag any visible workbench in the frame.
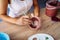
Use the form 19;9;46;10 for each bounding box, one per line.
0;8;60;40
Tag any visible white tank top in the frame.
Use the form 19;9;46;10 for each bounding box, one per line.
7;0;33;18
58;0;60;2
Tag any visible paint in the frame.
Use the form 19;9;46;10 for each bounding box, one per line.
0;32;10;40
29;17;38;29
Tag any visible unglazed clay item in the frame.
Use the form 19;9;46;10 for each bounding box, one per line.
7;0;33;18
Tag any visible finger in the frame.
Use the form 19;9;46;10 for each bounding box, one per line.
31;13;34;17
22;16;29;19
23;18;31;22
23;21;32;25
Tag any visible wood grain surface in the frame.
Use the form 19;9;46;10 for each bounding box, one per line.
0;8;60;40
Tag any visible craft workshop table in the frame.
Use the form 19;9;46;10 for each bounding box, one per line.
0;8;60;40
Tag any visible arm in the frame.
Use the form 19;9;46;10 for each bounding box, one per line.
0;0;18;24
0;15;18;24
0;0;30;25
0;0;24;25
33;0;40;17
0;0;8;15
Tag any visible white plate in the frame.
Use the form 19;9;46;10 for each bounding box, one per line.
28;33;54;40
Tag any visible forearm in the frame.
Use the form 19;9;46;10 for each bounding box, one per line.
0;0;8;15
33;0;40;17
0;15;18;24
0;0;15;24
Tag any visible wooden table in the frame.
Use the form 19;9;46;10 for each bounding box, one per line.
0;8;60;40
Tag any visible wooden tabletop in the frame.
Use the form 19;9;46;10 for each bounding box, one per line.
0;8;60;40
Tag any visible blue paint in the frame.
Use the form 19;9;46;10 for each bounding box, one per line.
0;18;3;23
0;32;10;40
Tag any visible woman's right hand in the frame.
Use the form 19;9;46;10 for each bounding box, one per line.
16;15;32;25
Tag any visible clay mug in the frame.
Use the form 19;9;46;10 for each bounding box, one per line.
46;1;60;21
46;1;58;17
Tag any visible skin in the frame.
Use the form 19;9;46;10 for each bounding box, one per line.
33;0;40;17
0;0;40;25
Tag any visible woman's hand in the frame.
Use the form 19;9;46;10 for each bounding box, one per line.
0;14;31;25
16;15;32;25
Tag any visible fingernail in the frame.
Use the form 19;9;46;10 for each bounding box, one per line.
31;14;34;17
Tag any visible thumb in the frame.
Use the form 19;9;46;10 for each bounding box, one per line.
31;13;34;17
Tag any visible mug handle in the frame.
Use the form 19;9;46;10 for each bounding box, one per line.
51;16;60;22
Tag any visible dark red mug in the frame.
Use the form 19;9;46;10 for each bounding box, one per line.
46;1;58;17
46;1;60;21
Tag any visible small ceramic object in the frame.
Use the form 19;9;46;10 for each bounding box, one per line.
28;34;54;40
0;32;10;40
